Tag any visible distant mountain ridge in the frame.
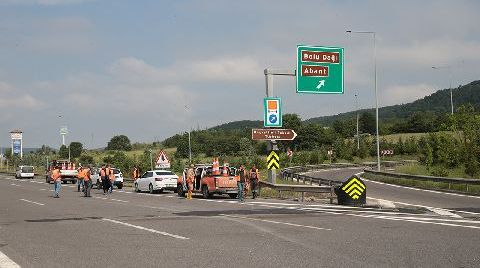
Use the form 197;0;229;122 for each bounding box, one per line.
209;80;480;130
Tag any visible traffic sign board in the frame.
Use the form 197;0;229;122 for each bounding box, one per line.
267;150;280;170
251;129;297;141
336;176;366;206
155;150;171;169
263;97;282;127
296;45;344;94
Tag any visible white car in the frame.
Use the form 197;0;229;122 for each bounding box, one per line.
135;170;178;194
16;165;34;179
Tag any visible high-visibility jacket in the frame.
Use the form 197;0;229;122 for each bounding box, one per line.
250;169;259;182
83;168;91;181
100;168;106;177
52;169;61;181
77;169;84;180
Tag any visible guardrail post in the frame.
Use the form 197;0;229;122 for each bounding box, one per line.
301;192;304;202
466;183;469;192
330;186;334;204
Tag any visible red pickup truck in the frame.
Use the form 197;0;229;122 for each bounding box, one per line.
177;165;239;199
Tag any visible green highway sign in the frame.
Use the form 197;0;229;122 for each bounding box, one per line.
296;45;344;94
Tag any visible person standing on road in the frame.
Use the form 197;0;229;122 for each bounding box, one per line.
186;165;195;200
237;165;246;202
132;166;140;181
83;165;92;197
249;165;259;199
52;166;62;198
101;165;109;195
108;165;115;194
77;165;85;193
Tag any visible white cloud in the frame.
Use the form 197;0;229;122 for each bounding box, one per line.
0;81;45;110
380;83;437;106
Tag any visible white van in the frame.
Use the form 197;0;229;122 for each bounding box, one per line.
16;165;34;179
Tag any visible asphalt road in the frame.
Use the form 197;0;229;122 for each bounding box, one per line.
1;174;480;268
307;167;480;214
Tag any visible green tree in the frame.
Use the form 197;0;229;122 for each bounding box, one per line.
107;135;132;151
78;155;94;165
69;142;83;158
359;112;376;135
59;145;69;159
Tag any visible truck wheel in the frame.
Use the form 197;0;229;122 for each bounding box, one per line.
149;184;154;194
177;184;185;197
96;181;101;189
117;184;123;190
228;194;238;199
202;185;212;199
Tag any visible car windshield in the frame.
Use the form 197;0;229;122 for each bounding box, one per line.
113;169;120;174
21;166;33;173
156;171;174;176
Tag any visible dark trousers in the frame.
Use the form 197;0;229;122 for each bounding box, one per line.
84;180;92;197
251;180;258;199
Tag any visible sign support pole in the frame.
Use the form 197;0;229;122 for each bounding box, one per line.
264;69;295;183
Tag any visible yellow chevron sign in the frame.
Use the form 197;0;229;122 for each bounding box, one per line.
267;150;280;170
341;177;366;200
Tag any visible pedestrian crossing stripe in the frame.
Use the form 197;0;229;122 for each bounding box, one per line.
341;177;366;200
267;151;280;170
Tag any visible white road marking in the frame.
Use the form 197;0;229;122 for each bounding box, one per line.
110;198;129;203
367;197;464;218
220;214;332;231
19;199;44;206
363;178;480;199
0;250;21;268
102;218;189;240
10;184;20;187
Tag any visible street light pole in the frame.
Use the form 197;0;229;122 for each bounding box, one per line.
188;131;192;164
347;30;381;171
355;93;360;150
432;66;454;115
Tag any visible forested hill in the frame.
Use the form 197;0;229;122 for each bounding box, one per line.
204;80;480;131
210;120;263;131
305;80;480;125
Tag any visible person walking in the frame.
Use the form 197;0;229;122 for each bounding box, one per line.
52;166;62;198
132;166;140;181
101;165;109;195
237;165;246;202
77;164;85;192
249;165;259;199
186;165;195;200
83;165;92;197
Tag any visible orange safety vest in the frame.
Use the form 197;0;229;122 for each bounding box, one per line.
83;168;91;181
77;169;84;180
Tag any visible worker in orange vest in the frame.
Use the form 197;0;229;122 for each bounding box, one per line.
52;166;62;198
77;165;85;193
83;165;92;197
212;158;220;175
186;164;195;200
108;165;115;194
100;165;109;195
249;165;260;199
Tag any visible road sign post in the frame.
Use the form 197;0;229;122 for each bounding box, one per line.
296;45;344;94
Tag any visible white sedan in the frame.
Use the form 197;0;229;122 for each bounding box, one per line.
134;170;178;194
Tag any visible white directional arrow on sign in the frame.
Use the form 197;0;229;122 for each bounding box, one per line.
316;80;325;89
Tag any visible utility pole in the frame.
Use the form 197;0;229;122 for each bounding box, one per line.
355;93;360;150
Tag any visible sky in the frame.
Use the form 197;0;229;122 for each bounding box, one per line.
0;0;479;149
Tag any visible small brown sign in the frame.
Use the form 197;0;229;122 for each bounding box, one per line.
301;65;329;77
252;129;297;141
301;51;340;63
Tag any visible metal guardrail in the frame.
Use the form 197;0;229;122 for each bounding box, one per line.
281;163;356;186
363;169;480;191
258;180;335;203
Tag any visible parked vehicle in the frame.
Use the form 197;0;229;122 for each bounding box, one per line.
45;160;78;184
177;165;239;199
112;168;124;189
15;165;34;179
135;170;178;194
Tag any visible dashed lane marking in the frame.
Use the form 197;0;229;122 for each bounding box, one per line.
0;250;21;268
19;199;44;206
102;218;189;240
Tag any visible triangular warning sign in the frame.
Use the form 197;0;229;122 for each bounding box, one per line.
155;150;170;169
